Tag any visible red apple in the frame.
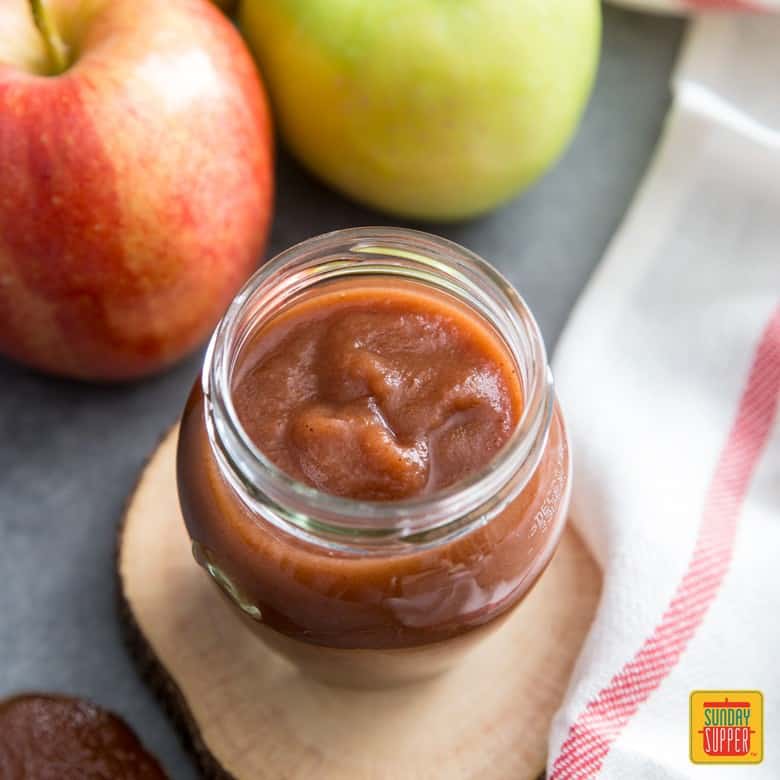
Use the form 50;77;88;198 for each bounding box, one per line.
0;0;273;380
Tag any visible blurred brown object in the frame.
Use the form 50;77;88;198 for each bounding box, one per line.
0;693;168;778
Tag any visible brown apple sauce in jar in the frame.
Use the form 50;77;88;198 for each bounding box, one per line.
177;228;570;688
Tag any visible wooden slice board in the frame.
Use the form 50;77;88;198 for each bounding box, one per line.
118;426;601;780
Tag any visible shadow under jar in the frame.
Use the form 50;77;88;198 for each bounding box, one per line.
177;227;571;689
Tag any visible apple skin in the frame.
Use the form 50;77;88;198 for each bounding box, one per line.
239;0;600;221
0;0;273;380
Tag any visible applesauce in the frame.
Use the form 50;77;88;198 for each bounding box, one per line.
177;228;570;687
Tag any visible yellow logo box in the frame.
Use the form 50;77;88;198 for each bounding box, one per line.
690;691;763;764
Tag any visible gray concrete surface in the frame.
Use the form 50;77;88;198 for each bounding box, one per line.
0;8;685;779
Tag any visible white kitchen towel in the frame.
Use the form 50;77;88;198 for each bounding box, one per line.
548;14;780;779
610;0;780;15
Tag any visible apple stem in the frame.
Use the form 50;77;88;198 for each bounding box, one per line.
29;0;70;75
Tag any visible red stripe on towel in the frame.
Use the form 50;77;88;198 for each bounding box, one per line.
550;304;780;779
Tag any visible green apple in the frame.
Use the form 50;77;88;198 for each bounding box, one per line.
239;0;600;220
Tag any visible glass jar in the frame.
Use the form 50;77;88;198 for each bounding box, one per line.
177;227;571;689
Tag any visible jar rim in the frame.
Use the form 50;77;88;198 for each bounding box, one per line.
203;227;554;547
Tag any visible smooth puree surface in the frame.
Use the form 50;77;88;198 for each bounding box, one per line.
232;281;523;499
